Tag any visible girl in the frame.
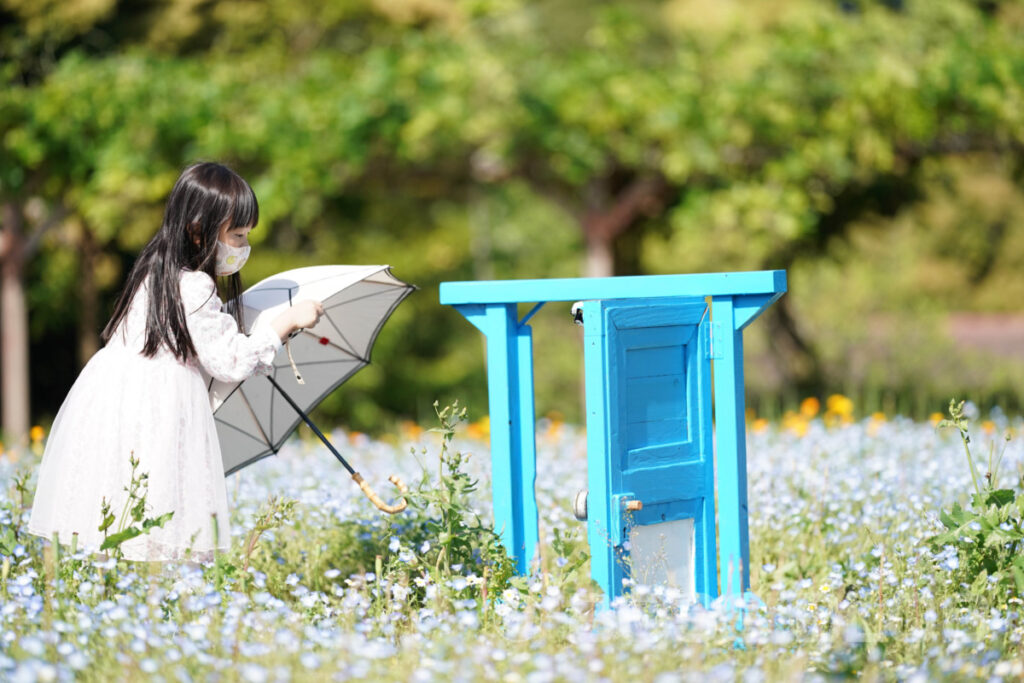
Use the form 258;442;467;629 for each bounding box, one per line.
28;162;323;562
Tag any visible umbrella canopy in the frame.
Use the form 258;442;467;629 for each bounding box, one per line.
204;265;414;475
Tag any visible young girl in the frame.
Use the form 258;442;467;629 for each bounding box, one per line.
28;162;323;562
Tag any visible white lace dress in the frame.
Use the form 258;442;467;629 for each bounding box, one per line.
28;270;281;561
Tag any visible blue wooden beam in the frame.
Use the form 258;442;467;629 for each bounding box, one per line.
441;271;786;306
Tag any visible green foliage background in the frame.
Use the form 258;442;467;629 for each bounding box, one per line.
5;0;1024;430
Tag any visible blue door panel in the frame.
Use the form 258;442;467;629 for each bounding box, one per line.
624;345;687;378
585;296;717;606
623;464;709;503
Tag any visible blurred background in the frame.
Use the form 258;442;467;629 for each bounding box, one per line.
3;0;1024;444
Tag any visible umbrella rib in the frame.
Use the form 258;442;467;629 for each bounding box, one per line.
358;285;415;361
317;284;413;367
296;329;370;363
323;287;406;311
323;317;362;359
271;358;365;371
237;385;274;448
215;418;274;448
224;450;275;477
320;284;414;365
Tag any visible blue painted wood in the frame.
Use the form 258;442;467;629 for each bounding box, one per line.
451;303;538;574
583;300;615;610
444;271;785;608
515;325;540;571
710;297;751;596
696;314;717;599
732;293;786;331
441;271;786;305
585;297;716;605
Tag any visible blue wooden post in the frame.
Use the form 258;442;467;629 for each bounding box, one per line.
583;306;615;607
450;303;539;573
710;296;750;596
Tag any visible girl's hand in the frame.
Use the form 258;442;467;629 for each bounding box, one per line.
270;300;325;341
290;300;325;330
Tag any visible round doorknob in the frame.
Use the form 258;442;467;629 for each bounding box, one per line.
573;489;588;521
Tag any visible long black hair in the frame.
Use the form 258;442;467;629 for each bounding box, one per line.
102;162;258;362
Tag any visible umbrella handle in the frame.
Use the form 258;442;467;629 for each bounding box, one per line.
352;472;409;514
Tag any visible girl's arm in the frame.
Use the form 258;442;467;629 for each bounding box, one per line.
181;271;296;384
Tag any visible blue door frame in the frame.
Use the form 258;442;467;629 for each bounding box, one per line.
440;270;787;601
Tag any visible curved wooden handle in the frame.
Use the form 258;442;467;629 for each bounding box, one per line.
352;472;409;514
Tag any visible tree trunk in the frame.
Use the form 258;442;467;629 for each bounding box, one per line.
580;175;667;279
1;202;30;446
584;232;614;278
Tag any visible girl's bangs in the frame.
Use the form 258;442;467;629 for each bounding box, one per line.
229;180;259;230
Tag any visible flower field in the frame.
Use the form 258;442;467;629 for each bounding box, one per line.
2;405;1024;681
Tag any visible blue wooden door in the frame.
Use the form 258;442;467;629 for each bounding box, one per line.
583;297;717;606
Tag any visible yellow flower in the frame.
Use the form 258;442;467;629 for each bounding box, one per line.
800;397;820;418
751;418;769;434
982;420;996;435
825;394;854;417
929;412;944;426
466;416;490;441
782;411;809;437
30;425;45;443
400;421;423;440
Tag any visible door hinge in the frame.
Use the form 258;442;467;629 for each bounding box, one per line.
706;321;724;360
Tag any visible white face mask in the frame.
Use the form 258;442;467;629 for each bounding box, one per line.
214;240;251;276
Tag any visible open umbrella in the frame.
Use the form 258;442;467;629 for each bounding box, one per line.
203;265;415;513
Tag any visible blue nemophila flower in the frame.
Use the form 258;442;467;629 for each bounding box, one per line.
240;664;268;683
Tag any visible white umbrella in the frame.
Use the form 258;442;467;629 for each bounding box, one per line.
203;265;415;513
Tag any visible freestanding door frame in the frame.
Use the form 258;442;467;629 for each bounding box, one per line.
439;270;787;602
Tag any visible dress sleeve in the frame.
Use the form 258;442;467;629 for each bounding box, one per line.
181;271;282;383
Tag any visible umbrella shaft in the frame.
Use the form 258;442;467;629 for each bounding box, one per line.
267;375;356;476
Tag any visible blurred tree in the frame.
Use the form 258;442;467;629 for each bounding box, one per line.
5;0;1024;433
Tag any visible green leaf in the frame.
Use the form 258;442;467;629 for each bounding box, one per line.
986;489;1016;508
130;499;146;523
1012;565;1024;595
100;526;142;551
984;529;1017;548
98;513;116;533
142;512;174;531
0;527;16;555
927;530;957;548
